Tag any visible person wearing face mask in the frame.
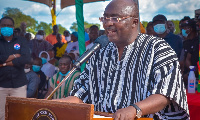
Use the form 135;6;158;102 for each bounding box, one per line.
44;55;80;99
39;51;56;78
63;30;71;43
25;62;40;98
32;57;47;98
152;14;183;59
0;16;31;120
181;19;198;86
29;30;53;59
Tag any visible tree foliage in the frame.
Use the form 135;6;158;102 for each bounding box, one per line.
2;7;68;36
3;7;38;34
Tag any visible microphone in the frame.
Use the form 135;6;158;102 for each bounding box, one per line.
74;35;109;67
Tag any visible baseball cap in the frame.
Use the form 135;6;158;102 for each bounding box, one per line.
181;19;196;30
152;14;167;23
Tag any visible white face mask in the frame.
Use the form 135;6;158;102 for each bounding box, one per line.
24;68;31;73
65;36;71;42
36;35;44;40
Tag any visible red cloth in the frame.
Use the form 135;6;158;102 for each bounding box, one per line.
187;91;200;120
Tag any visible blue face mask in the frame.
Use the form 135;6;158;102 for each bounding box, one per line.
0;27;13;37
41;57;47;64
182;29;188;37
59;71;70;77
153;24;166;34
32;65;41;72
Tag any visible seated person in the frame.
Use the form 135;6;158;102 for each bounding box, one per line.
25;62;40;98
45;55;80;99
32;57;47;98
39;51;56;78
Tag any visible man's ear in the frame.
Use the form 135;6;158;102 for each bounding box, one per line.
132;18;139;28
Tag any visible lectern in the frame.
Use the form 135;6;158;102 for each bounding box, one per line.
5;97;152;120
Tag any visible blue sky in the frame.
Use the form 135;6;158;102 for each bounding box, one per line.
0;0;200;32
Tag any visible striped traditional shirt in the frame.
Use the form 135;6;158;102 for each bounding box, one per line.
50;70;80;99
70;33;189;119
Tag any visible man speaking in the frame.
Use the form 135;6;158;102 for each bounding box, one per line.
60;0;189;119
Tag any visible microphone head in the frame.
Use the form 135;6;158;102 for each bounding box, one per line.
94;35;109;48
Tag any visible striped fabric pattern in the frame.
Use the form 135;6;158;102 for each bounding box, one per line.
70;33;189;119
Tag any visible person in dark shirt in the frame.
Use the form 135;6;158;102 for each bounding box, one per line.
152;14;183;59
53;33;65;60
182;19;199;86
0;16;31;120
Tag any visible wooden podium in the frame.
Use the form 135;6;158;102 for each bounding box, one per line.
5;97;152;120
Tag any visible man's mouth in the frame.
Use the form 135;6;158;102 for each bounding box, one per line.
107;30;117;36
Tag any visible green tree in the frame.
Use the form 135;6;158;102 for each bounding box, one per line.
58;24;66;35
3;7;38;34
170;20;180;35
70;21;100;32
36;22;52;35
141;21;148;28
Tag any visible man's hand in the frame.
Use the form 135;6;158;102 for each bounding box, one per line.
113;106;137;120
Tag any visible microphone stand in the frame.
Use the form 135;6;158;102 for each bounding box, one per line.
46;67;77;100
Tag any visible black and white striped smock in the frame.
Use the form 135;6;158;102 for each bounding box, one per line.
70;33;189;119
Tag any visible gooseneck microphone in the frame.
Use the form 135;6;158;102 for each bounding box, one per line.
74;35;109;67
46;35;109;100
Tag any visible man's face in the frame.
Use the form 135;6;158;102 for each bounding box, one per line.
48;51;54;59
71;34;77;42
59;58;72;74
53;25;59;34
41;53;48;59
20;22;27;31
146;25;156;36
25;64;32;69
33;59;42;66
64;31;70;37
56;34;62;42
102;2;135;45
152;20;167;35
0;19;14;30
89;28;99;42
167;21;175;33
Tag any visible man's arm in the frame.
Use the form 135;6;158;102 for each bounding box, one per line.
113;94;170;120
53;96;84;104
5;54;21;63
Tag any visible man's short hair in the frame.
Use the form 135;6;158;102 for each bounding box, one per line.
0;16;15;25
152;14;167;23
89;25;99;31
60;55;73;62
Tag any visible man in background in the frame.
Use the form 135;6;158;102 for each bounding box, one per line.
86;25;99;50
152;14;183;59
45;25;66;45
0;16;31;120
167;20;175;33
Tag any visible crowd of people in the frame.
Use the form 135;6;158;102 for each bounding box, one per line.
0;0;199;119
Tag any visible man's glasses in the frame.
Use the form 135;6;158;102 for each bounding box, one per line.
99;16;135;23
